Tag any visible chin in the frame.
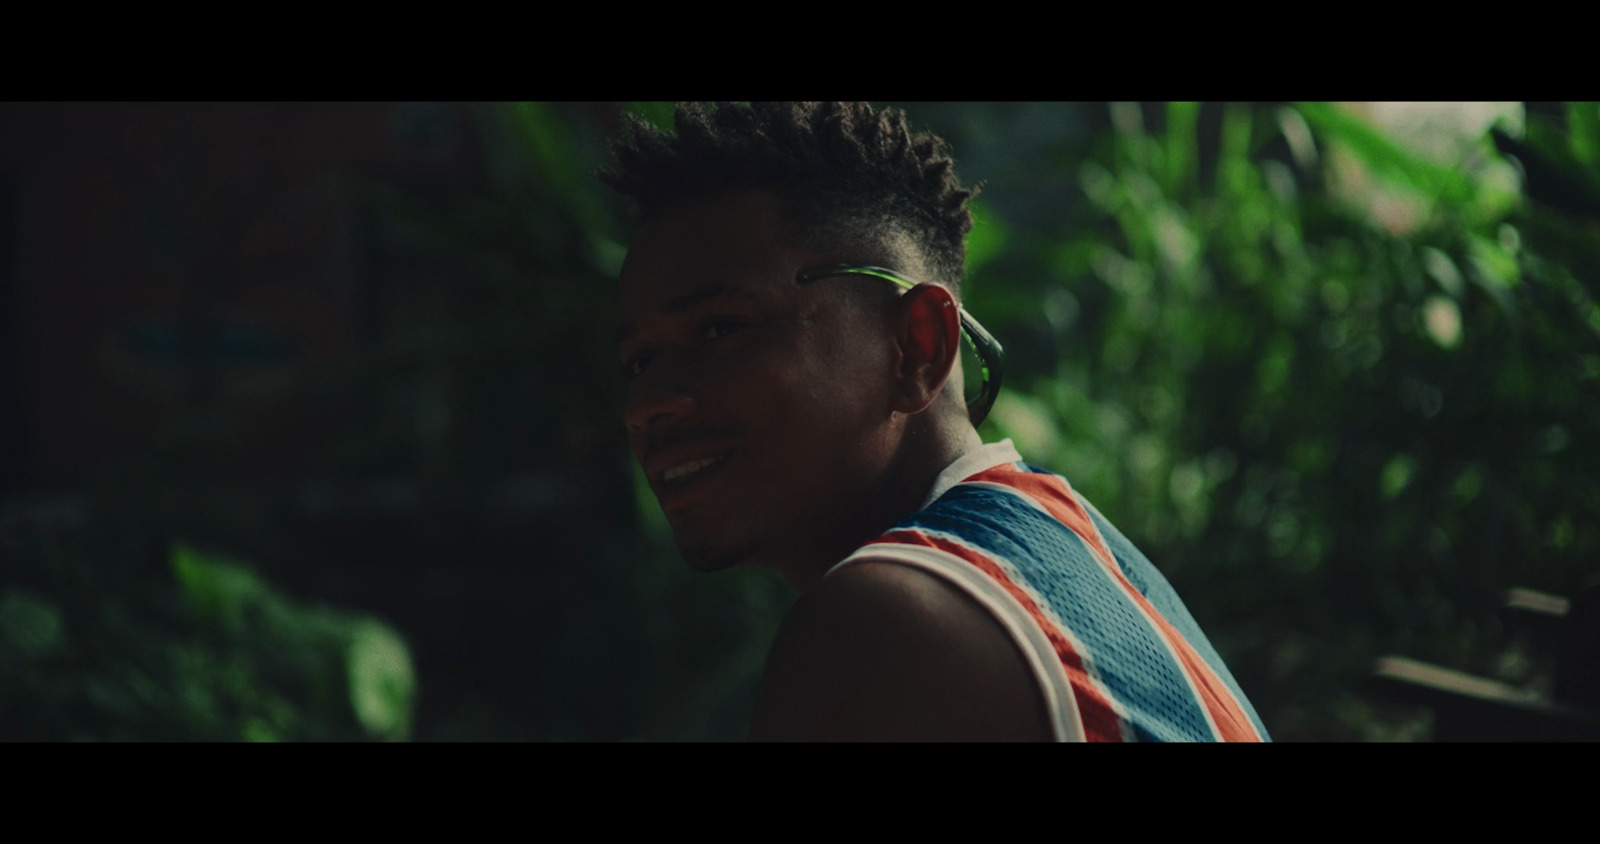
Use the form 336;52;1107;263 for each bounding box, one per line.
670;520;759;574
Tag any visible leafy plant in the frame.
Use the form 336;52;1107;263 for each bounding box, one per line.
958;101;1599;739
1;518;415;741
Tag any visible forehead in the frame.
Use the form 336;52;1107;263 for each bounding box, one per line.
619;190;803;318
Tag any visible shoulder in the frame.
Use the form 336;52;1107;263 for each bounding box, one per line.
748;559;1053;742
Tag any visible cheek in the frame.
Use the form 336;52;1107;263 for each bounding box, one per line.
747;342;859;423
722;360;826;431
803;323;891;417
698;316;889;441
698;329;819;409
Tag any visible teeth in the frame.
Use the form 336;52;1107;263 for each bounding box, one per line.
663;456;721;481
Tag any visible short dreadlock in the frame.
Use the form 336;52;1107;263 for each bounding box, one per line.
601;102;978;292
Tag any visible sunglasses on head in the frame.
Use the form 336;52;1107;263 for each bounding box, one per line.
795;264;1005;427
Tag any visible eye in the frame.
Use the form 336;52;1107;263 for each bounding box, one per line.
621;353;652;379
701;319;747;343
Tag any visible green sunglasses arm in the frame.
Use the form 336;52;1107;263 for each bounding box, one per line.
796;265;1005;427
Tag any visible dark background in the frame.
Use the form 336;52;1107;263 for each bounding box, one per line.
1;102;1595;741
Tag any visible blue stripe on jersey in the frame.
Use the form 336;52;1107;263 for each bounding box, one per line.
900;483;1222;743
1083;503;1273;740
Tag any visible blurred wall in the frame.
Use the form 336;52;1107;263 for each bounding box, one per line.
0;103;476;490
0;102;642;740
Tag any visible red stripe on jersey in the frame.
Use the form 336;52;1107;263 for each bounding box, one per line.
965;467;1121;570
868;529;1126;742
963;466;1264;742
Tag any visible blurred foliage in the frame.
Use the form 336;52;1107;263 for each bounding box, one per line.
950;101;1599;739
0;521;415;740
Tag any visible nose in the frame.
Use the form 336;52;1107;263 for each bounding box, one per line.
625;371;696;436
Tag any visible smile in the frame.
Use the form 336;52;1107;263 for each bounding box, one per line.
663;455;725;481
653;451;735;511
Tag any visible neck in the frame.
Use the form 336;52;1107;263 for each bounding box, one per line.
766;411;984;594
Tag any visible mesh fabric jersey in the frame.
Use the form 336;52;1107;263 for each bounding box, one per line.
829;440;1269;742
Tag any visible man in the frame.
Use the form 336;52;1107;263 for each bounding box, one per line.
605;102;1268;741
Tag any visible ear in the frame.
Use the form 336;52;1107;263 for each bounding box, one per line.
888;283;961;415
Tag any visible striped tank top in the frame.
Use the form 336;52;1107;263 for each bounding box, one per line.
828;440;1269;742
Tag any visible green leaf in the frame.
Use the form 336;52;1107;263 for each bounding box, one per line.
623;101;676;132
170;543;269;634
1164;101;1200;196
965;198;1009;277
632;461;671;547
345;618;417;741
1521;114;1600;212
508;102;611;237
1217;103;1255;198
1293;102;1476;205
0;589;65;660
1381;454;1417;499
987;391;1062;463
1567;102;1600;167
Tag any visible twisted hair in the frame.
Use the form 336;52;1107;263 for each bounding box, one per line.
601;102;977;290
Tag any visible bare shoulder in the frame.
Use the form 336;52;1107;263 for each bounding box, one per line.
749;559;1053;742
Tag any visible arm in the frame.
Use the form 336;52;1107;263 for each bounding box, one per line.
748;560;1053;742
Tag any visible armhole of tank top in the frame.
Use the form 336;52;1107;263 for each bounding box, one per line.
829;545;1086;743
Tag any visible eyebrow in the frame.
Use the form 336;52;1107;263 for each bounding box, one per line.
616;281;731;343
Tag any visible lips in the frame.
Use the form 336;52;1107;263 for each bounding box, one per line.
663;455;726;481
639;426;744;512
651;450;735;511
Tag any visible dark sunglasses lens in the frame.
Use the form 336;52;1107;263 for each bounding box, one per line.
959;330;986;406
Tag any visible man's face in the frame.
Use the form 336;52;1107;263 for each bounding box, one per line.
617;189;900;572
